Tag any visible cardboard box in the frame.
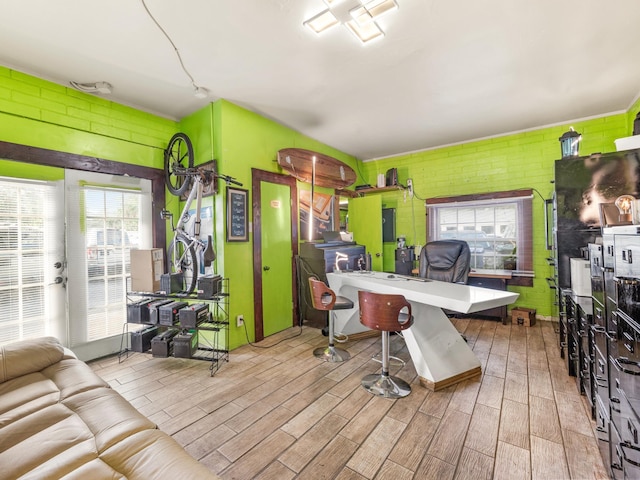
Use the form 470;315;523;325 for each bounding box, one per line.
130;248;164;293
512;307;536;327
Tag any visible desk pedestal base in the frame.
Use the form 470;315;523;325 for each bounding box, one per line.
419;366;482;391
331;282;483;392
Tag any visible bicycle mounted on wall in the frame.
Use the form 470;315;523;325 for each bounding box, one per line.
161;133;242;293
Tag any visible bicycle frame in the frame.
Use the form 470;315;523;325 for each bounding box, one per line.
163;173;208;293
162;152;241;293
175;175;205;242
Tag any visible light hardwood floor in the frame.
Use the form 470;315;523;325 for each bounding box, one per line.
90;319;609;479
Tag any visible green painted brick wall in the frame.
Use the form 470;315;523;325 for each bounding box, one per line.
0;66;177;167
191;99;359;349
2;63;640;338
361;114;630;318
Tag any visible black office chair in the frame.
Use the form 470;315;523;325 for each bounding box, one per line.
418;240;471;284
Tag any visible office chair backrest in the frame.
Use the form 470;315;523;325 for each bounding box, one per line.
418;240;471;284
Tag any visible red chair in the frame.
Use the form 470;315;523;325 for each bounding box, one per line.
308;277;354;362
358;291;414;398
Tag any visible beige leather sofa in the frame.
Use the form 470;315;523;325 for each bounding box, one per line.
0;337;219;479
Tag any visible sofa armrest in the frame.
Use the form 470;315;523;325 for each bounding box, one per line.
0;337;65;383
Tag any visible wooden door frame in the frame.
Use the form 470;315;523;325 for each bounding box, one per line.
0;140;166;248
251;168;299;342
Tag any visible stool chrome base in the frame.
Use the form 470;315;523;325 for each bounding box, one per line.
362;373;411;398
314;345;350;363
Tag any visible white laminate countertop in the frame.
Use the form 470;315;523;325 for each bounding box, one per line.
327;271;519;314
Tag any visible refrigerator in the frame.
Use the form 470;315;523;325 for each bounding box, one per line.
553;149;640;290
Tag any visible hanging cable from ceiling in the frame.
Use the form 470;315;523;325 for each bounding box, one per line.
140;0;209;98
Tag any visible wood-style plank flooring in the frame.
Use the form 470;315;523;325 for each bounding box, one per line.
89;319;609;479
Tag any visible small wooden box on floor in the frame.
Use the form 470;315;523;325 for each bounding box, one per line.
511;307;536;326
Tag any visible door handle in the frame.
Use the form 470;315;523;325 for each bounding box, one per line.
263;266;270;271
375;253;381;257
54;262;63;269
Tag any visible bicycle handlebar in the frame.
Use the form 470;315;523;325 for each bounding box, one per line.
174;166;243;187
216;173;243;187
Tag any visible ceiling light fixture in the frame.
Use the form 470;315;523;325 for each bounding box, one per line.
194;86;209;99
69;81;113;95
304;0;398;44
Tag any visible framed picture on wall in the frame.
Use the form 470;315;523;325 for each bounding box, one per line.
226;187;248;242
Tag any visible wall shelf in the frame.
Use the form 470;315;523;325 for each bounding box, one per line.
355;185;405;195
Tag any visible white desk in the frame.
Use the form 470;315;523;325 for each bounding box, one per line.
327;271;519;391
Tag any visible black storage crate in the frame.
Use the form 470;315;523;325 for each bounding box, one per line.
130;325;158;352
160;273;183;294
179;303;209;329
158;301;188;326
151;328;179;357
174;332;198;358
197;274;221;299
148;299;173;324
126;299;153;324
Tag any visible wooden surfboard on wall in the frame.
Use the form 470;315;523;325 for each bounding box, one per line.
277;148;357;189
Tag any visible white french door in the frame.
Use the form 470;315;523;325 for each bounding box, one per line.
0;170;153;360
0;176;66;346
65;170;153;361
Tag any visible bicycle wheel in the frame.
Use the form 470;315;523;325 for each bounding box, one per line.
164;132;194;196
167;234;198;293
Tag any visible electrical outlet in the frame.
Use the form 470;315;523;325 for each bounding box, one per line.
406;178;414;196
236;314;244;327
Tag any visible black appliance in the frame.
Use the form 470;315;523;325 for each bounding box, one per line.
298;236;366;326
385;168;398;186
553;150;640;290
395;247;415;276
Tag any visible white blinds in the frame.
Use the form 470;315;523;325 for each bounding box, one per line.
72;185;144;346
0;177;63;346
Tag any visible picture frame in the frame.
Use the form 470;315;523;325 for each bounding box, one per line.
226;187;249;242
181;160;218;200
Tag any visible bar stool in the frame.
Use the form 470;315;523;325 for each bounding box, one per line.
358;291;414;398
308;277;353;362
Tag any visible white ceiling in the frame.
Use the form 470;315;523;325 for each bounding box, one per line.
1;0;640;160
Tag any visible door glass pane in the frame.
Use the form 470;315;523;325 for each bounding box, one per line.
0;178;63;346
82;187;141;343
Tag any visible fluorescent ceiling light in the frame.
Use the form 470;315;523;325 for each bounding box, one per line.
304;0;397;43
304;9;340;34
350;5;373;25
360;0;398;20
345;19;384;44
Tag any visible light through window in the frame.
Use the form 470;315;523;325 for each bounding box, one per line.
426;190;533;277
82;187;142;343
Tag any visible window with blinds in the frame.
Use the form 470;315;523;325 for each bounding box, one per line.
79;186;143;344
0;178;62;345
426;189;533;277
